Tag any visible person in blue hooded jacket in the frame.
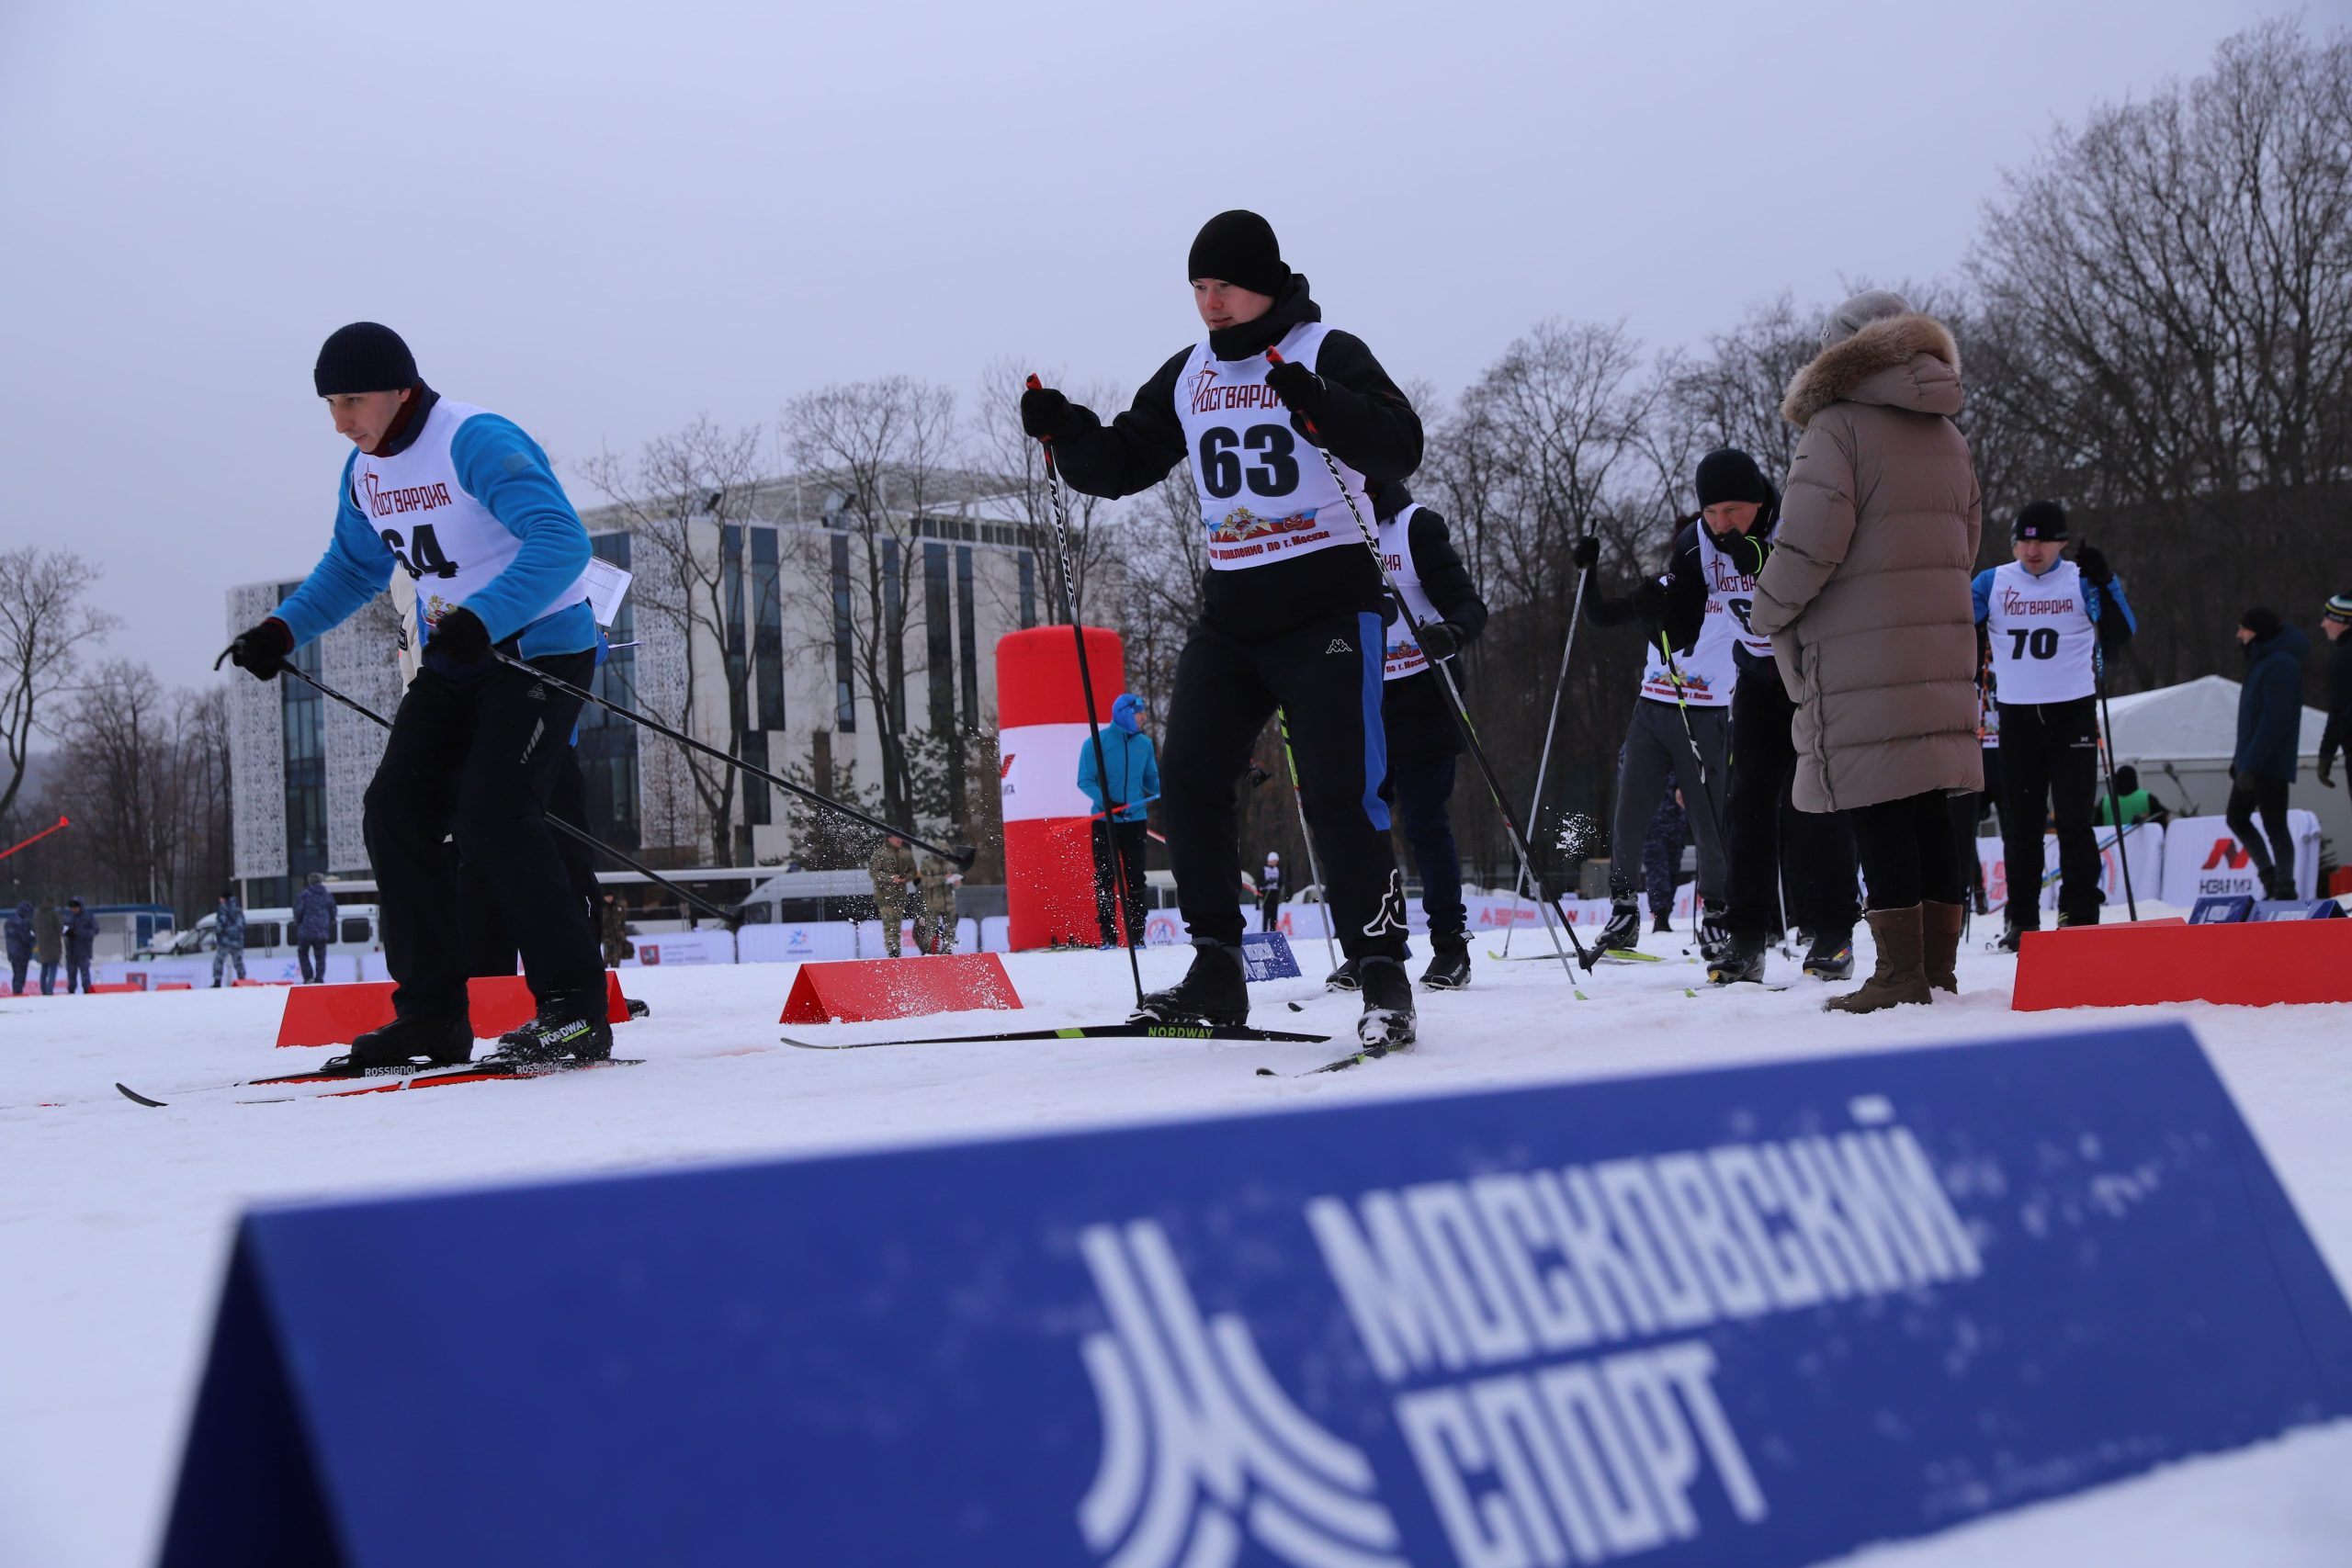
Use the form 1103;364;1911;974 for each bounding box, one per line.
2230;607;2308;899
1078;693;1160;947
5;901;32;995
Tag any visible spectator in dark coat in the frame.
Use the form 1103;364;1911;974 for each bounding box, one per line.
2230;607;2307;899
62;897;97;994
2317;592;2352;791
5;900;32;996
211;891;247;987
34;902;62;996
292;873;337;985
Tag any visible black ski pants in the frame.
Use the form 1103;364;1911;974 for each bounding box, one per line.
365;649;603;1024
1091;819;1149;944
458;747;601;978
2225;775;2294;886
1996;697;2102;927
1159;611;1408;960
1610;700;1731;907
1852;790;1967;910
1724;663;1858;939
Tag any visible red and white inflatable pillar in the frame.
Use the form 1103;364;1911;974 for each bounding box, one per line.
996;626;1127;952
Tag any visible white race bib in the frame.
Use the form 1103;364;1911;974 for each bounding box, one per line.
1173;321;1372;574
1636;528;1763;707
1984;559;2096;705
1378;502;1445;681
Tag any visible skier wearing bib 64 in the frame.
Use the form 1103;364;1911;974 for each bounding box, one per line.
1022;212;1425;1050
220;323;611;1071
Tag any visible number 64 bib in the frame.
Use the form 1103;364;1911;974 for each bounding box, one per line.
1173;321;1372;573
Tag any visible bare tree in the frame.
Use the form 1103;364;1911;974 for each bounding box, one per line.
968;358;1129;627
581;417;768;864
0;547;119;821
781;376;960;831
57;660;173;902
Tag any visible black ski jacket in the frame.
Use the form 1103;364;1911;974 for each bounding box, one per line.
1589;503;1781;660
1041;276;1422;641
1375;482;1487;761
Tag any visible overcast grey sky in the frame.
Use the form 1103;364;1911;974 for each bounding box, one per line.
0;0;2297;687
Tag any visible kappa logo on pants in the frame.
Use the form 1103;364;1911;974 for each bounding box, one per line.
1362;870;1409;938
1326;637;1354;655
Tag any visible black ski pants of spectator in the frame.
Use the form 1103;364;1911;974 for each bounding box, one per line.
1723;662;1858;940
1851;790;1967;910
366;648;604;1025
1159;611;1408;961
2225;774;2295;891
1092;819;1149;945
1996;697;2104;927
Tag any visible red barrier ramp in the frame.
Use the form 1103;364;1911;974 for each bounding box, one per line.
87;983;144;994
780;953;1022;1025
2014;919;2352;1010
277;972;635;1047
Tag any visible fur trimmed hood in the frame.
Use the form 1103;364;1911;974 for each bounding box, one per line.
1781;313;1962;428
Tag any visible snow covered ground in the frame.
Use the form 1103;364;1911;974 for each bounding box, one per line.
4;922;2349;1566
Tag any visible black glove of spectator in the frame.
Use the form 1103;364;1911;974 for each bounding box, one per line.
1418;622;1464;663
220;619;292;682
2075;546;2113;587
1019;385;1071;440
1571;537;1600;570
1631;577;1673;626
426;607;492;665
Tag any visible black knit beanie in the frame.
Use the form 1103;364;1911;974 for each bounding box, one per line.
2242;606;2282;641
314;322;418;396
2012;501;2068;542
1693;448;1772;508
1186;210;1288;297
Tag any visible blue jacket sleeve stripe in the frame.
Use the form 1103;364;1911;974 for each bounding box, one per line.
276;451;397;647
449;414;592;646
1971;568;1995;626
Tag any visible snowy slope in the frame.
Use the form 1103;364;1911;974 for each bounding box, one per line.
3;928;2348;1567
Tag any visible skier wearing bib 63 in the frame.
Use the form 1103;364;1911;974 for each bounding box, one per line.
1022;212;1425;1051
220;323;612;1072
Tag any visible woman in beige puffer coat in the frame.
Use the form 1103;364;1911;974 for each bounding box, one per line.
1750;290;1983;1012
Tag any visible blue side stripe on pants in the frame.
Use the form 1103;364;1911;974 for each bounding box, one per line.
1359;611;1391;832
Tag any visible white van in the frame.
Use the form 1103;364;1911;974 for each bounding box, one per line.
140;904;380;960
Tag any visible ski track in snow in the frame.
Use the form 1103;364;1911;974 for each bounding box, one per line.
3;920;2348;1566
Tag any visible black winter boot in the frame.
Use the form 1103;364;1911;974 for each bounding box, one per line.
1421;936;1470;990
1357;957;1417;1053
329;1013;474;1075
1134;942;1249;1027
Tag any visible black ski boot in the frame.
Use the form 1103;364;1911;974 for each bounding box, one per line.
1134;942;1249;1027
1802;927;1855;981
1325;957;1362;992
1706;930;1769;986
1698;914;1733;964
1421;936;1470;991
1357;956;1417;1054
1994;915;2035;953
1597;897;1641;955
2263;863;2297;901
488;994;615;1065
326;1013;473;1076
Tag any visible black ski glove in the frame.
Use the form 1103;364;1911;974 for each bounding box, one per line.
1418;622;1464;663
1020;385;1072;439
426;607;492;665
220;618;292;682
1263;357;1327;418
1631;577;1673;625
1571;537;1600;570
2075;546;2113;587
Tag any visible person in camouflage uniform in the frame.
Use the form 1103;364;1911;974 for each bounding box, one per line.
1642;768;1688;934
918;855;961;955
868;835;917;957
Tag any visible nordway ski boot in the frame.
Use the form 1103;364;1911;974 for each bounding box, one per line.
1357;957;1417;1054
1133;942;1249;1027
1325;957;1362;992
1420;935;1471;991
1596;897;1641;956
1802;926;1856;982
488;994;615;1065
327;1013;473;1075
1706;929;1768;986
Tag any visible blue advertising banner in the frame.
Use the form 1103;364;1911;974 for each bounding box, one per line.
162;1023;2352;1568
1241;931;1303;982
2188;894;2254;923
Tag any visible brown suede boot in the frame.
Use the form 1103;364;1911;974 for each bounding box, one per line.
1922;900;1964;995
1824;905;1932;1013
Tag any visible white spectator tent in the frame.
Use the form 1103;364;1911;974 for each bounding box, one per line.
2099;675;2347;852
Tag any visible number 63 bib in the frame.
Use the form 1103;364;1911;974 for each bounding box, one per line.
1173;321;1373;573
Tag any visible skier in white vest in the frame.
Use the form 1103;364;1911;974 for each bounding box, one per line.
1022;211;1424;1050
222;322;611;1070
1972;501;2136;946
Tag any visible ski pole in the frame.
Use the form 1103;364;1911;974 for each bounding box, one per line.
2090;612;2139;922
1027;374;1145;1008
1652;631;1733;931
482;648;976;872
276;664;743;927
0;816;69;864
1276;706;1341;976
1501;553;1590;960
1266;347;1595;980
